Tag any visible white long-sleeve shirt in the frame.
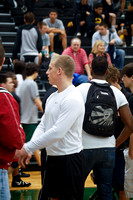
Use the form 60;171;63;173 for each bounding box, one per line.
24;85;85;156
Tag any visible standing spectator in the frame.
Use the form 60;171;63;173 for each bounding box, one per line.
14;60;26;97
62;37;92;85
73;0;91;36
43;9;67;52
16;55;86;200
19;62;43;166
86;3;104;37
77;56;133;200
0;43;25;200
92;22;125;70
106;65;131;200
12;12;42;65
102;0;116;29
121;63;133;199
1;72;31;187
88;40;112;69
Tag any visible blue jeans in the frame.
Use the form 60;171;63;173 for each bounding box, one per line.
115;49;125;70
84;148;115;200
0;169;10;200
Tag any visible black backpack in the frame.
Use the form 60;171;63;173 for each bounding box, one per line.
83;82;117;137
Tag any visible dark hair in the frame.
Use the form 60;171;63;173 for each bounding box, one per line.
24;12;35;24
122;63;133;77
14;60;26;79
49;9;58;15
94;3;103;9
0;72;16;85
99;22;108;28
26;62;39;76
92;56;108;76
37;21;47;29
0;73;7;84
6;71;15;78
0;43;5;66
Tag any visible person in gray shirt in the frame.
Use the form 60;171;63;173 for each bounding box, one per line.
19;62;43;166
12;12;42;65
43;9;67;52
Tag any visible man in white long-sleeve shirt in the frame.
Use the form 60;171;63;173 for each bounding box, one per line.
16;55;86;200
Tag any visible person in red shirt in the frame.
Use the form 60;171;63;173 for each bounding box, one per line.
62;37;92;85
0;43;25;200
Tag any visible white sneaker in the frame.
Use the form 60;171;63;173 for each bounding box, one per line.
130;41;133;46
84;32;87;37
76;32;81;37
13;0;17;8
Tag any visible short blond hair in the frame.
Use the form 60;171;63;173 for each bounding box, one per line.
52;55;75;78
91;40;105;54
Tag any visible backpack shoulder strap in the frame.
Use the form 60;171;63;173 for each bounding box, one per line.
85;82;97;104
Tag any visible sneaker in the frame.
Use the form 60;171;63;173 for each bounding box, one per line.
21;5;27;13
13;0;17;8
76;32;81;37
12;179;31;187
19;171;30;178
84;32;87;37
120;13;125;19
131;41;133;46
19;168;30;177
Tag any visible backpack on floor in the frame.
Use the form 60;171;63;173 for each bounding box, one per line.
83;82;117;137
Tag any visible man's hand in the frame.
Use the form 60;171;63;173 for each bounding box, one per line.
110;39;115;45
15;147;32;168
88;74;92;81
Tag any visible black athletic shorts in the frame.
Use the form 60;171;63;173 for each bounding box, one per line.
42;150;86;200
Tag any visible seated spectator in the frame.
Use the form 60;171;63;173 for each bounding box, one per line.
62;37;92;85
73;0;91;36
92;22;125;70
113;0;126;18
12;12;42;65
102;0;116;29
86;3;104;37
37;21;50;58
43;9;67;52
88;40;112;69
125;0;133;46
116;0;133;47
